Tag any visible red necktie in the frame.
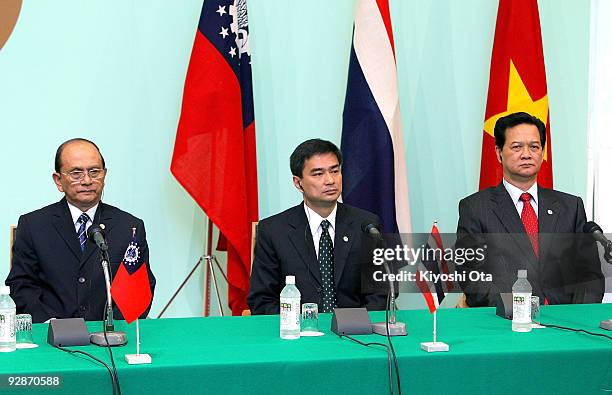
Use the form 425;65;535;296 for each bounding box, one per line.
520;192;539;258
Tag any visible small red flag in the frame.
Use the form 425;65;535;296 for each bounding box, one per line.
111;237;152;324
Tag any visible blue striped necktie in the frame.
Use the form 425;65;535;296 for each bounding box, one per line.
76;213;90;253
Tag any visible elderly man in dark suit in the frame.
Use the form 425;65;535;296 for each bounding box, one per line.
247;139;386;315
6;138;156;323
456;112;604;307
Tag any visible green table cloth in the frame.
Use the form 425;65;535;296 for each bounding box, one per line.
1;304;610;394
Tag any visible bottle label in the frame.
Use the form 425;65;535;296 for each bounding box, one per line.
512;293;532;324
280;299;300;331
0;311;16;342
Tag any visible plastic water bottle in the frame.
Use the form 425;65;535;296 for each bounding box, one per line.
512;270;532;332
0;286;16;352
280;276;301;339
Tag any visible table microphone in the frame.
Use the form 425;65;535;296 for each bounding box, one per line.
583;221;612;263
88;224;108;251
362;222;407;336
87;225;128;346
583;221;612;331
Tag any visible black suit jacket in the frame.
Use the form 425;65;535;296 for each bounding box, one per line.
6;198;156;323
456;183;604;307
247;202;387;315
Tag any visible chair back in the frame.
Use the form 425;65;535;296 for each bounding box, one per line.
250;221;258;271
242;221;258;316
9;225;16;269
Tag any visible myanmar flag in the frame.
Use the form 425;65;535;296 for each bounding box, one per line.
111;235;152;324
479;0;552;190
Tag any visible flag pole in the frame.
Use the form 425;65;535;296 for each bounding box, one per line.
203;218;225;316
420;219;448;353
125;318;152;364
205;256;225;316
421;309;449;353
433;310;437;343
203;218;213;316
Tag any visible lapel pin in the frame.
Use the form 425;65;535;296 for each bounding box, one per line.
547;209;553;215
343;235;349;242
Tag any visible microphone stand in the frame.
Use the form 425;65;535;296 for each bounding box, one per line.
601;242;612;331
372;238;407;336
603;245;612;264
90;247;128;346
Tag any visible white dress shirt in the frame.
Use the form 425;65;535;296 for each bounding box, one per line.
67;202;98;233
304;203;337;259
503;179;538;218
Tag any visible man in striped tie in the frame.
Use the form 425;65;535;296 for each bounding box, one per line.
456;112;604;308
6;138;156;323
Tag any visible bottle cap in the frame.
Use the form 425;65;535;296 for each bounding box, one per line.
518;270;527;278
0;286;10;295
286;275;295;285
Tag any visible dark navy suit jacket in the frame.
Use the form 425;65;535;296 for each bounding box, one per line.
456;183;604;307
247;202;387;315
6;198;156;323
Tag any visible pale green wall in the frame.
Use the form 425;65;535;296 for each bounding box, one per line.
0;0;591;315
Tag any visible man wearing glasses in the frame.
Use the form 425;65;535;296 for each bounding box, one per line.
6;138;156;323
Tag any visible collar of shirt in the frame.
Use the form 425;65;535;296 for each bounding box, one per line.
503;178;538;217
67;202;98;232
304;203;337;256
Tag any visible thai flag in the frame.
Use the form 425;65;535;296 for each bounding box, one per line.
416;222;453;313
341;0;411;235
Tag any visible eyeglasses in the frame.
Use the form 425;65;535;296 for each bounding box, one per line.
60;168;106;182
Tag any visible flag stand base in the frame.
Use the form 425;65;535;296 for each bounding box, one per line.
420;341;449;352
125;353;152;365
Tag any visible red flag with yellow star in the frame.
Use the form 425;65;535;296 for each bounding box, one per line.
479;0;552;190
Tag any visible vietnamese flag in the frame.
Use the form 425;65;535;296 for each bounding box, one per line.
479;0;552;190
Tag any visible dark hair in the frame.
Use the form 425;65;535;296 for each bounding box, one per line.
54;138;106;172
290;139;342;177
494;112;546;149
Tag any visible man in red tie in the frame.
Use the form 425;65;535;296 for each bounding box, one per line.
456;112;604;307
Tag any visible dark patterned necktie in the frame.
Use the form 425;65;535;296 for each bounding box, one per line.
520;193;539;258
319;219;337;313
76;213;90;253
